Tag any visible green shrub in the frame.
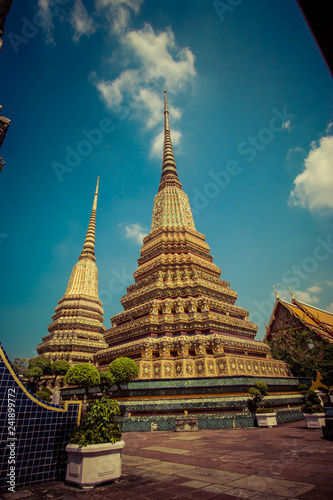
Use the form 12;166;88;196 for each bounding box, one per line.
298;384;310;392
69;398;122;447
108;357;139;387
298;386;324;414
65;363;100;394
36;387;53;402
249;381;272;413
51;359;70;376
99;371;116;395
28;356;52;375
256;407;275;414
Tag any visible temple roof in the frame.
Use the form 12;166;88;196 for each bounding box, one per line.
265;293;333;343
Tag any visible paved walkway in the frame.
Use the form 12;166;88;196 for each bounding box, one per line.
1;422;332;499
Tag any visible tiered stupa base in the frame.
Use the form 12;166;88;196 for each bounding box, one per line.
96;333;291;379
60;373;310;432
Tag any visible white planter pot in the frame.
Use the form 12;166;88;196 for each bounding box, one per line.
304;413;325;429
66;440;125;489
256;413;277;428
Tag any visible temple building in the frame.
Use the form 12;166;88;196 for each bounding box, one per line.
95;92;291;381
37;178;108;363
265;291;333;344
0;107;10;171
0;0;13;170
0;0;13;51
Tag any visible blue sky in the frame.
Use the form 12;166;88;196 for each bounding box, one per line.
0;0;332;361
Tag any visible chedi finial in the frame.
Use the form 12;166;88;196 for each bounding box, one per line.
160;91;179;188
80;177;100;261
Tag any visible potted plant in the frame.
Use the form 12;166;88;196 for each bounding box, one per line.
298;384;325;429
249;381;277;427
255;406;277;427
65;398;125;489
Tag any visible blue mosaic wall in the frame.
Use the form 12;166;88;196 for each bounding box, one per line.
0;342;80;492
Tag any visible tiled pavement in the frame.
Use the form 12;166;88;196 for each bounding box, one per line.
1;422;332;499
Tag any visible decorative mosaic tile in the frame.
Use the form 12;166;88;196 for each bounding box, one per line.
0;342;80;489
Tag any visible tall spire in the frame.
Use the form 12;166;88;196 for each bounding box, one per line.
160;91;180;189
36;176;108;364
151;91;195;230
79;177;99;262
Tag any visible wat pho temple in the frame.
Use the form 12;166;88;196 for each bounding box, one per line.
37;92;308;429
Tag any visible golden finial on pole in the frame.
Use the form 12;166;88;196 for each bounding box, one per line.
80;178;100;261
92;177;99;212
164;90;168;112
164;90;170;131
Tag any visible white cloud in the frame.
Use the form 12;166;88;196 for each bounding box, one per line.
325;122;333;134
125;24;196;90
327;302;333;313
307;285;322;294
133;88;181;130
286;146;304;160
124;223;147;244
97;69;140;108
70;0;97;42
96;0;144;34
274;288;290;302
293;290;319;304
282;120;291;131
37;0;55;43
96;23;196;157
325;281;333;288
37;0;142;44
275;287;319;304
289;129;333;212
150;129;181;160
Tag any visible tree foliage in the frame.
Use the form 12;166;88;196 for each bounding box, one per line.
65;363;100;394
248;381;273;413
108;357;139;387
99;371;116;395
25;366;43;381
23;356;52;392
51;359;70;376
24;367;43;392
28;356;52;375
11;358;29;376
298;385;324;414
267;329;333;380
69;398;122;447
36;387;53;402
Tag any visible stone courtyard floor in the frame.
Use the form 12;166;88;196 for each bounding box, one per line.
1;421;332;500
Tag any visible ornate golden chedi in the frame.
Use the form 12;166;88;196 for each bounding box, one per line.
37;178;108;363
95;92;290;380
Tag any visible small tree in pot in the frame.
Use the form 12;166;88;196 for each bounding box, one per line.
298;384;325;428
66;398;124;489
249;381;277;427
